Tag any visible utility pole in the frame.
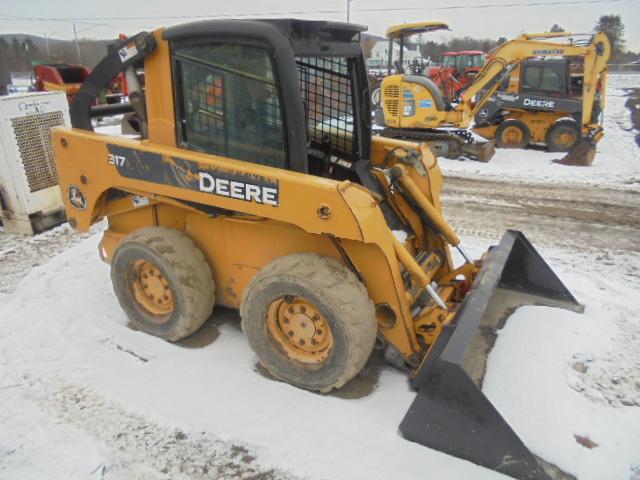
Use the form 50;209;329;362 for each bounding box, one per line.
44;32;51;62
73;23;82;64
347;0;352;23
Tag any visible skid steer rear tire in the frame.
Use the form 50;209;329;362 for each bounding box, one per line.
240;253;376;393
496;119;530;149
111;227;215;341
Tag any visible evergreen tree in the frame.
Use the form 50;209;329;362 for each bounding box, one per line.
595;15;625;61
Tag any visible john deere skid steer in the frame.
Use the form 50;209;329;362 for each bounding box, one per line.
52;19;582;479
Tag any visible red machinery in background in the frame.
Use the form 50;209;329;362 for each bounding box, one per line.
34;63;91;103
429;50;485;101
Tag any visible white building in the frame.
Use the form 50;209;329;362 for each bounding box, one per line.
367;40;425;70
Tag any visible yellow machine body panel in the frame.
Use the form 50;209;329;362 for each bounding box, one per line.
474;111;567;144
53;119;457;361
380;75;466;128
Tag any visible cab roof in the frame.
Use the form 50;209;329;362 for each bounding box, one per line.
385;21;450;40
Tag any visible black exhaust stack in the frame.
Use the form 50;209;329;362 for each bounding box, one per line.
400;230;582;480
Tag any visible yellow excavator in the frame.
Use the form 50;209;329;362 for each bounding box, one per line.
53;19;582;480
473;32;610;163
373;21;497;161
378;23;611;165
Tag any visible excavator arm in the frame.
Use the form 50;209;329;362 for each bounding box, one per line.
460;32;611;129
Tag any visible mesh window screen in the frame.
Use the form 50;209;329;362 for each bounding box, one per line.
175;44;286;168
11;111;64;193
180;61;227;154
296;57;356;159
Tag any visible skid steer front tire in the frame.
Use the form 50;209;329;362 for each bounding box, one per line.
111;227;215;341
240;253;376;393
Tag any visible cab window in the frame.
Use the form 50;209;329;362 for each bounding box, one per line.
522;66;563;95
173;43;287;169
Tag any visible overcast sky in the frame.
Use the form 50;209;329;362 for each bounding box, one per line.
1;0;638;50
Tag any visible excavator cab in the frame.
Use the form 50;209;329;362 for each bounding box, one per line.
55;19;582;480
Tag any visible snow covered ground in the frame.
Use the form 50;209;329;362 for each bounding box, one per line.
1;232;639;480
439;73;640;191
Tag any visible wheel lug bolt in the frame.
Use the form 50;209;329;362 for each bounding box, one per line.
283;318;289;324
299;339;305;346
316;329;322;335
288;307;294;314
311;339;317;345
287;331;294;337
300;306;306;314
312;314;319;321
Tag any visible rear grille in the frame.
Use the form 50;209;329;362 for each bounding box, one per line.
383;85;400;117
11;111;64;192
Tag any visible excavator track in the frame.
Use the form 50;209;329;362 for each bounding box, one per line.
379;128;496;162
380;127;466;143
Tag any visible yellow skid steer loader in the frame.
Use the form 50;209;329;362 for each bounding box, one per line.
52;20;582;479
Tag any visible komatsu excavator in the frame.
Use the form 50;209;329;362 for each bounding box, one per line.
378;24;610;165
373;22;496;161
53;19;582;480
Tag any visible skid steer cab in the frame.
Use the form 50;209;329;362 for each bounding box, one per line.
53;19;582;480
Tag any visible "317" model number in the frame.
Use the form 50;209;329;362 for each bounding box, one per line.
108;153;126;166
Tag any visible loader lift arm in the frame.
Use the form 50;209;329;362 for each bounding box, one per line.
69;32;157;132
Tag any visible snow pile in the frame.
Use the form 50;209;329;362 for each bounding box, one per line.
439;73;640;190
485;305;640;480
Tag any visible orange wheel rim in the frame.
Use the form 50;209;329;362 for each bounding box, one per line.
554;130;577;148
501;126;523;145
267;296;334;364
131;260;174;318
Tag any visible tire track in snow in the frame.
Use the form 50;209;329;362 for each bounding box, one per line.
17;375;298;480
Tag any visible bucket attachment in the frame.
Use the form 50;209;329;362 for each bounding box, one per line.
554;137;597;166
400;230;583;480
462;139;496;162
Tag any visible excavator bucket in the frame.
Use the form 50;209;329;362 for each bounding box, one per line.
462;139;496;162
400;230;583;480
555;137;597;166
